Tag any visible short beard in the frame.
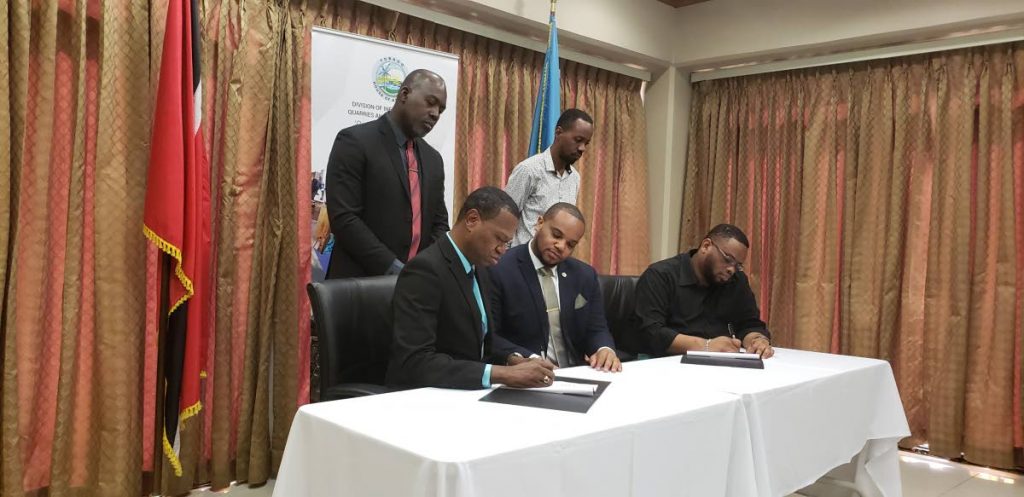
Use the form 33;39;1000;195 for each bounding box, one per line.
700;257;720;287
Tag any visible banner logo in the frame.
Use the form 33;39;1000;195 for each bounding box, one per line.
373;57;407;101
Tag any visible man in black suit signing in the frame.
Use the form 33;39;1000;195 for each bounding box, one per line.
488;203;621;372
387;187;557;390
325;69;450;278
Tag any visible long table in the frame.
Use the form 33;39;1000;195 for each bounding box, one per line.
274;348;910;497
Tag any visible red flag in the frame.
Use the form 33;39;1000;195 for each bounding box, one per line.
143;0;210;478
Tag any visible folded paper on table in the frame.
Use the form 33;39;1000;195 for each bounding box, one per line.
681;351;764;369
479;377;609;413
503;381;597;397
686;350;762;360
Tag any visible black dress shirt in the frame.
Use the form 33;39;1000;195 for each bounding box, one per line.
633;250;769;355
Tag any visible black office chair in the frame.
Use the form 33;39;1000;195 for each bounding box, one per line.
597;275;642;361
307;276;398;401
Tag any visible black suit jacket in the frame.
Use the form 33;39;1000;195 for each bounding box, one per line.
386;234;502;389
487;244;616;362
325;114;449;278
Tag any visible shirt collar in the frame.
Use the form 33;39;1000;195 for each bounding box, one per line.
677;250;700;287
543;147;573;176
446;232;473;275
385;112;410;147
527;239;550;272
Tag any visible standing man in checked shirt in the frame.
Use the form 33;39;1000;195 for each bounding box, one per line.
504;109;594;247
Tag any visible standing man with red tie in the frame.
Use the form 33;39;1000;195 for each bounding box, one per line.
325;69;450;278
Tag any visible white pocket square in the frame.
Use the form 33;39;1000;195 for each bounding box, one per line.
574;294;588;309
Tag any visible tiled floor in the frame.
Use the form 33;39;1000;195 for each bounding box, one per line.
192;451;1022;496
795;452;1024;497
895;452;1023;497
194;481;274;496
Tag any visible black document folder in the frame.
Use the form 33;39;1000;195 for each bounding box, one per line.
680;351;764;369
479;377;610;413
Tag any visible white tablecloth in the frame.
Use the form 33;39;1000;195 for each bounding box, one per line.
558;349;910;497
275;348;909;497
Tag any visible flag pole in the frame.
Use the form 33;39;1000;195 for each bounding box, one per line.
528;0;561;156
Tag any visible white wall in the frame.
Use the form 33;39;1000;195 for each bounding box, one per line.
449;0;678;64
672;0;1024;66
364;0;672;78
644;67;691;261
402;0;1024;70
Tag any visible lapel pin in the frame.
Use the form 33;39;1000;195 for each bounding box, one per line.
561;272;567;278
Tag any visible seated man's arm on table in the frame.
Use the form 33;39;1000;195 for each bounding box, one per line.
484;273;557;386
633;266;739;355
579;268;621;372
732;276;774;358
486;308;558;378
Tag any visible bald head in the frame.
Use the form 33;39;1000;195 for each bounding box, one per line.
402;69;445;91
392;69;447;138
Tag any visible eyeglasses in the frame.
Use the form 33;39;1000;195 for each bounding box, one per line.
708;239;744;273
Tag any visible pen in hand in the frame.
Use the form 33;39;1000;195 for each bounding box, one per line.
729;323;761;358
726;322;743;354
728;322;739;349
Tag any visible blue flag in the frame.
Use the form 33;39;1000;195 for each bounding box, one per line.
528;5;560;156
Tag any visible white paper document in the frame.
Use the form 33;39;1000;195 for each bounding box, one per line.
686;350;762;360
503;381;598;397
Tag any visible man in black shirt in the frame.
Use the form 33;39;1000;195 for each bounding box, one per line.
632;224;774;358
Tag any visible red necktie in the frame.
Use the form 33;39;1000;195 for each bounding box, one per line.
406;140;421;261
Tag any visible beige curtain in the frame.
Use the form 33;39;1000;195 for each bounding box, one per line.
314;0;650;274
562;63;650;275
681;42;1024;469
2;1;153;495
172;0;310;492
1;0;310;494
